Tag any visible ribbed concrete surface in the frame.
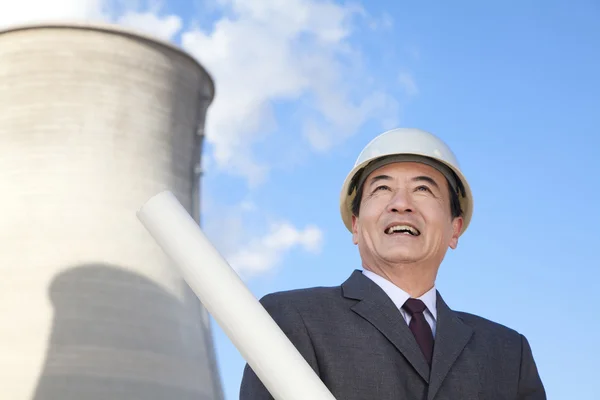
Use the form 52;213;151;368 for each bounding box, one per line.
0;23;222;400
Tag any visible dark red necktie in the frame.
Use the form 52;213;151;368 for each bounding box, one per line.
402;298;434;365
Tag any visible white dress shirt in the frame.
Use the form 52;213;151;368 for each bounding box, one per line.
362;269;437;337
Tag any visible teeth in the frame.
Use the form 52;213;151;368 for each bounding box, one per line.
385;225;419;236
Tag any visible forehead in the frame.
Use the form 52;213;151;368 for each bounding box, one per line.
364;161;448;184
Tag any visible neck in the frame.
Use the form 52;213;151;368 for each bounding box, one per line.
363;261;437;297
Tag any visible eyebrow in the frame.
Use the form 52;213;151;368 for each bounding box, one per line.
412;175;440;189
367;174;440;189
367;174;392;187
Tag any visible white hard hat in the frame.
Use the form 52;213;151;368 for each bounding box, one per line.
340;128;473;236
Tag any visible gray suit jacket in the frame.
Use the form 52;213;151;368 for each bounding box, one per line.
240;270;546;400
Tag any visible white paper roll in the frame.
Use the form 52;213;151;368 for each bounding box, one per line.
136;191;337;400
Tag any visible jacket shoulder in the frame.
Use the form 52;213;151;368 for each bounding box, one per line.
256;286;343;341
454;310;523;341
259;285;341;308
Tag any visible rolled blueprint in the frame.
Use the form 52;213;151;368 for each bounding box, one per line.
136;191;337;400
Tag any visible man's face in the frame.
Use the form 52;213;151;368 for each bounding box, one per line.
351;161;463;269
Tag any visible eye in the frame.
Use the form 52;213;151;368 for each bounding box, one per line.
416;185;431;192
373;185;390;192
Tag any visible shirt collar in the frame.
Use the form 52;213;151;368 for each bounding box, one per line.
362;269;437;320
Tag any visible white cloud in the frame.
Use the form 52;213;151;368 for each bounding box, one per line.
0;0;107;27
116;11;182;41
302;89;400;152
202;199;323;278
398;71;419;97
181;0;401;185
366;11;393;31
226;222;323;277
0;1;405;188
0;1;183;44
239;200;256;212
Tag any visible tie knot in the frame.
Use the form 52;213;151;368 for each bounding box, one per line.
403;298;427;315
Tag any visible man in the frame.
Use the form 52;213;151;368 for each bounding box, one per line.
240;128;546;399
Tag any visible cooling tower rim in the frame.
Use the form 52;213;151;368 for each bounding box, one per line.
0;20;215;102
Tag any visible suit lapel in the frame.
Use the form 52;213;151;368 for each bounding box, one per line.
342;270;430;383
427;292;473;400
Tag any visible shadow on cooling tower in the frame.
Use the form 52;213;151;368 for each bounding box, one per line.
32;264;216;400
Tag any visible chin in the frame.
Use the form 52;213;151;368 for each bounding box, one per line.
381;249;422;264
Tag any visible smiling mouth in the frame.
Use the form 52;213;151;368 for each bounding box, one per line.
384;225;421;236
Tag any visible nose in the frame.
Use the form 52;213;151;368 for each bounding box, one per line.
386;187;413;214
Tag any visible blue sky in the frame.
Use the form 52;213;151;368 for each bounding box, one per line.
4;0;598;398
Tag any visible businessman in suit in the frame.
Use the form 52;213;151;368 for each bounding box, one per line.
239;128;546;399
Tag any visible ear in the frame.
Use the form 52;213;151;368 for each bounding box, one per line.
351;214;359;245
448;216;463;249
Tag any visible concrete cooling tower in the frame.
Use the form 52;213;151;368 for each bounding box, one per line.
0;23;224;400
